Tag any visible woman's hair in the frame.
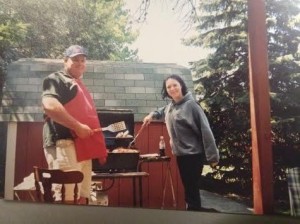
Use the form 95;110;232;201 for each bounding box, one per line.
161;74;188;100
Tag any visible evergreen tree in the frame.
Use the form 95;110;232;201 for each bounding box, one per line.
185;0;300;198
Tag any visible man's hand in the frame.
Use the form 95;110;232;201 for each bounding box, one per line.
74;123;94;138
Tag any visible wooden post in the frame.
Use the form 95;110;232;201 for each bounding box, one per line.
5;122;18;200
247;0;273;214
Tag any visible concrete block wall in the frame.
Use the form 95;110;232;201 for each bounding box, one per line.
0;58;193;122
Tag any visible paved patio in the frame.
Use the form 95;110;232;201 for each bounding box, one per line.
2;198;299;224
200;190;253;214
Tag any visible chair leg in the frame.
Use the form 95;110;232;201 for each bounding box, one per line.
78;197;88;205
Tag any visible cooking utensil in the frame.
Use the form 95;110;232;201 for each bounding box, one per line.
94;121;126;132
128;123;147;148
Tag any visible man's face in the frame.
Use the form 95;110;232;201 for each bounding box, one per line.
64;55;87;79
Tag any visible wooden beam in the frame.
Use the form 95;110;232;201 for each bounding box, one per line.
5;122;18;200
247;0;273;214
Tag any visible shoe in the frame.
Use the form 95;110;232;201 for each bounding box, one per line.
199;207;220;213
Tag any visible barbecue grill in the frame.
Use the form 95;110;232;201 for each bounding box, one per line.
92;109;139;173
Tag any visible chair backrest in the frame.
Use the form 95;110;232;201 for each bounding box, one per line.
33;166;84;204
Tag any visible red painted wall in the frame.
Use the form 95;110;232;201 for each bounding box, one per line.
14;122;185;210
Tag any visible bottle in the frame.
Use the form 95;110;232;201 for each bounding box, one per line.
159;136;166;157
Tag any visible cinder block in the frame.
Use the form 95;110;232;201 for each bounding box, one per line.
134;80;154;87
137;107;159;113
125;87;145;94
145;87;158;94
23;106;42;113
94;79;114;86
94;100;105;107
105;86;125;93
15;85;38;92
115;80;135;87
105;100;125;107
147;100;166;107
30;64;51;71
125;99;147;107
154;67;173;74
135;93;156;100
0;114;11;121
28;78;42;85
10;113;35;122
8;64;30;72
125;74;144;80
26;92;42;100
113;67;135;74
94;65;113;74
105;74;125;80
6;78;29;85
87;86;105;92
82;79;94;85
115;93;136;100
94;93;115;100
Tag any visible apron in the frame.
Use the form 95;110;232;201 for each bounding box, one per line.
64;78;107;162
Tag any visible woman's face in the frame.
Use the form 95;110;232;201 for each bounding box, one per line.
165;78;183;102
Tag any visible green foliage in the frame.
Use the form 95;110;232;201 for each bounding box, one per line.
0;0;138;102
265;2;300;191
0;0;138;60
186;0;300;198
0;7;28;100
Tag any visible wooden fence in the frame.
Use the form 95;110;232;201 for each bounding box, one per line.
13;122;185;210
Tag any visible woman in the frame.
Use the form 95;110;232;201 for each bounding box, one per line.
143;74;219;211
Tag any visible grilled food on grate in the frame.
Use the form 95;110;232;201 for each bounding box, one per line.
112;147;139;153
115;130;133;138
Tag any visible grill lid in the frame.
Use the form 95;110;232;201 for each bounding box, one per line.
97;109;134;150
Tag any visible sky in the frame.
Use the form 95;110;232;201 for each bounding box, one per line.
125;1;209;67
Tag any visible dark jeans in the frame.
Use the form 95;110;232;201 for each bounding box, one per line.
176;153;204;211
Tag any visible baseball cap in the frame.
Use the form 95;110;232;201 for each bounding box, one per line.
64;45;88;58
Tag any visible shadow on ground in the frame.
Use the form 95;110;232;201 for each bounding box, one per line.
200;190;253;214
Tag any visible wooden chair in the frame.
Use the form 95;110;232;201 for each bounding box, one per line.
33;166;84;204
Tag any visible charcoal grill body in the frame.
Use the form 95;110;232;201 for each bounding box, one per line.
92;152;139;173
93;109;138;173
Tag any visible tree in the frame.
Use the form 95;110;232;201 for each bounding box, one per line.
0;0;139;101
0;5;28;100
184;0;300;199
0;0;138;59
266;0;300;196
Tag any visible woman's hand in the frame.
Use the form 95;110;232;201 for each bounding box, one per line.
210;162;218;169
143;113;153;126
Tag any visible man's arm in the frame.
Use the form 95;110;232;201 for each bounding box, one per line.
42;96;93;138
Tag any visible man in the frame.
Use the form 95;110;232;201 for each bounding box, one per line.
42;45;107;204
